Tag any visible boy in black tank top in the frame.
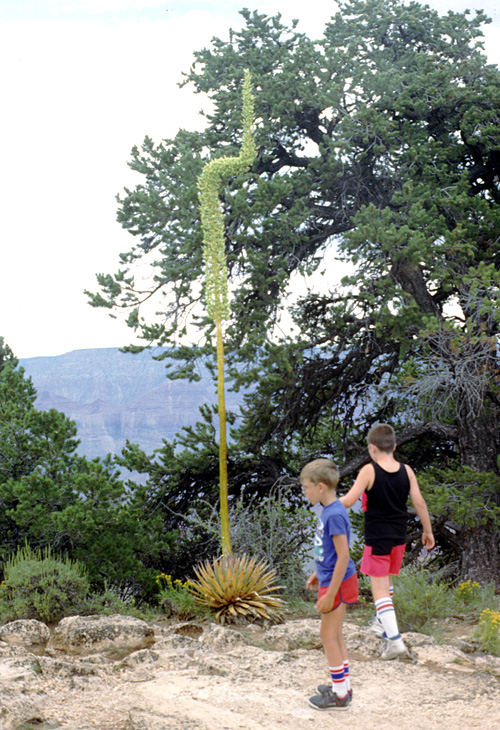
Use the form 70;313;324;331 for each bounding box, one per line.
340;424;435;660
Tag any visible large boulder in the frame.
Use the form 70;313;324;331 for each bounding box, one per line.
0;619;50;655
50;614;155;657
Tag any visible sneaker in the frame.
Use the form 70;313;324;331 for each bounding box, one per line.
316;684;353;701
381;638;408;660
369;616;385;637
308;689;351;712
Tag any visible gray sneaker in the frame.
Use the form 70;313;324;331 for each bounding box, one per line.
317;684;353;701
381;638;408;660
309;689;351;711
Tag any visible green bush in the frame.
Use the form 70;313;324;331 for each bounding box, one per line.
452;579;497;614
392;566;453;633
156;572;209;620
0;545;89;623
473;609;500;656
78;581;153;619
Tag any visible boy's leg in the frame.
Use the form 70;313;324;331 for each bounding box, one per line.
320;603;348;698
309;604;351;711
371;574;400;638
370;575;407;659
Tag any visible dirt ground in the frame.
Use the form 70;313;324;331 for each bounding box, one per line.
32;615;500;730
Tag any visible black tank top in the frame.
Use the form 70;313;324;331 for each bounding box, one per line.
364;462;410;555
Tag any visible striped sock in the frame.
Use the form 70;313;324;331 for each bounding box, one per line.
389;584;394;599
375;596;401;641
329;664;348;699
343;660;351;694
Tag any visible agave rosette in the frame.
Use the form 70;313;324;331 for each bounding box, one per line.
190;554;284;623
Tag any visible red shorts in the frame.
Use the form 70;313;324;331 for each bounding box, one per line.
318;573;359;612
360;544;405;577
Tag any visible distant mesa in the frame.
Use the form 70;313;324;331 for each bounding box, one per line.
20;348;242;459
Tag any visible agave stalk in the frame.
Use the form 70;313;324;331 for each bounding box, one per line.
197;70;256;556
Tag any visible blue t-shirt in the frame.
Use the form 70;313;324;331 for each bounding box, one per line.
313;500;356;587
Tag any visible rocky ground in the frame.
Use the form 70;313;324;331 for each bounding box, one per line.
1;613;500;730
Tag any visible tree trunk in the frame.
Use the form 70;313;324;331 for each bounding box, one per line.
457;405;500;474
455;407;500;585
459;522;500;586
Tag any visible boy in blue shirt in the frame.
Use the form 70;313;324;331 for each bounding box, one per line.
301;458;358;711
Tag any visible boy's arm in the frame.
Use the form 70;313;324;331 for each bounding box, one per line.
315;534;350;613
306;571;318;591
339;463;374;508
407;466;435;550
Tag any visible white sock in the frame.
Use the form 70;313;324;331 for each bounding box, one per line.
329;664;348;698
375;596;401;641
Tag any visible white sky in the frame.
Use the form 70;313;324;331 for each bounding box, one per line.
1;0;499;359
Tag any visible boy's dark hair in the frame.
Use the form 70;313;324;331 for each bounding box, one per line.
300;458;339;489
367;423;396;453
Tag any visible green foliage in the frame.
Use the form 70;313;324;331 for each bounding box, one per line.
0;545;89;623
0;345;173;600
78;583;146;618
392;566;453;633
453;580;497;615
190;554;284;624
473;609;500;656
420;468;500;529
393;568;500;636
156;572;209;620
229;486;315;596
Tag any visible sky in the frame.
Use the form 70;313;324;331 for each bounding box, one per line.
1;0;500;359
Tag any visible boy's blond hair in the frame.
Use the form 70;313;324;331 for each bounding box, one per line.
367;423;396;453
300;458;339;490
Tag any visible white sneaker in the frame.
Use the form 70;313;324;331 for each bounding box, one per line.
381;638;408;660
369;616;385;637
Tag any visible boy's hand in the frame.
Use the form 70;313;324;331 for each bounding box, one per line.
315;592;334;613
422;531;435;550
306;572;319;591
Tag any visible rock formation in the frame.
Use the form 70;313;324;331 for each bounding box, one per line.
0;614;499;730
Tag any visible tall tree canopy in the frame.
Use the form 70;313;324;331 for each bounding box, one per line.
88;0;500;583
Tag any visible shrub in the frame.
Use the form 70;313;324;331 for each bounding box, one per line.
156;572;208;620
452;579;497;614
0;544;89;623
473;608;500;656
454;579;482;605
78;582;150;619
392;566;452;633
